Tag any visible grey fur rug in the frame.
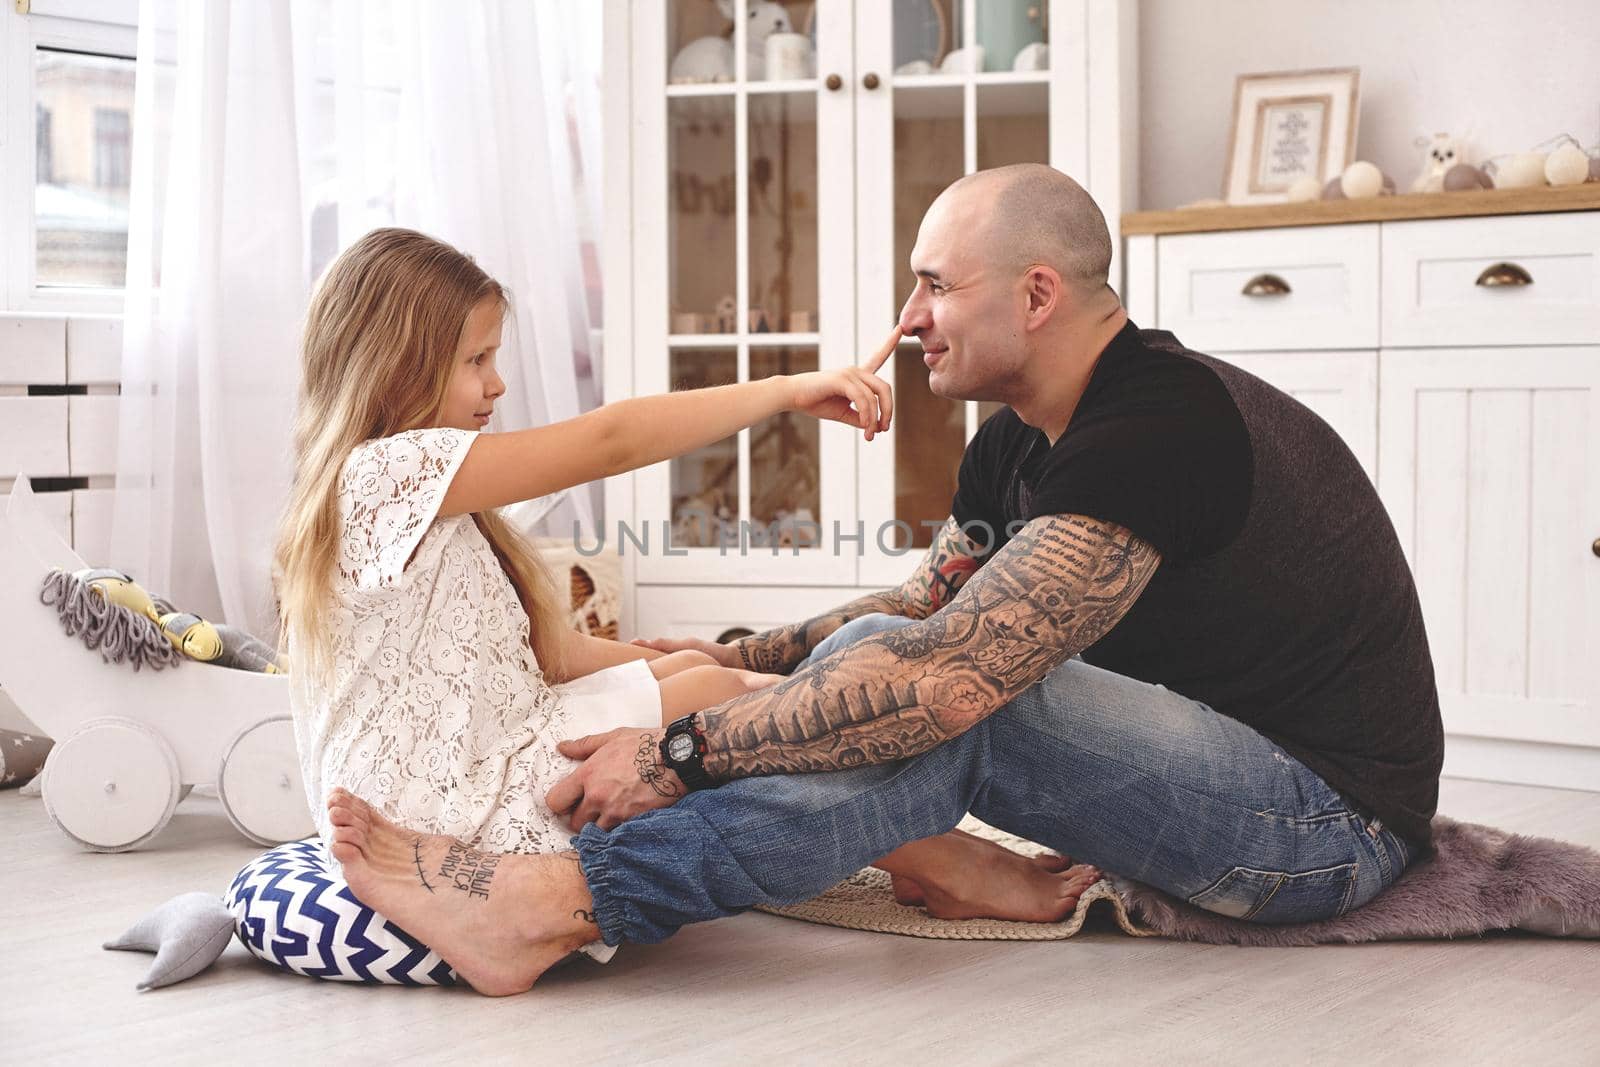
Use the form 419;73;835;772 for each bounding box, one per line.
764;815;1600;945
1117;815;1600;945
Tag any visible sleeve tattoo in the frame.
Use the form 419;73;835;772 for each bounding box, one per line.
702;514;1161;779
734;518;987;674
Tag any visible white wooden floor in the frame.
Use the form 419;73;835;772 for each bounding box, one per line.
4;776;1599;1066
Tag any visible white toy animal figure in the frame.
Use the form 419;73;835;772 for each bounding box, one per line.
1410;133;1468;193
668;0;793;83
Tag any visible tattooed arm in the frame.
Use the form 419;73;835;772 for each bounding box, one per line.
700;514;1160;778
544;513;1158;830
731;517;990;674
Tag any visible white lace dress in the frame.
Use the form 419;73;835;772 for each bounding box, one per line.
289;427;660;963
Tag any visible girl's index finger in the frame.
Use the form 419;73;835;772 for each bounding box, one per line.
864;326;901;374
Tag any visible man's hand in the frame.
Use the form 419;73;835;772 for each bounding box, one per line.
629;635;740;668
546;727;687;831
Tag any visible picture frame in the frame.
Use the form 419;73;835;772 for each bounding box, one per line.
1222;67;1360;205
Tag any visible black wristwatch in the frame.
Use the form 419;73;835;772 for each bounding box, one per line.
659;713;715;793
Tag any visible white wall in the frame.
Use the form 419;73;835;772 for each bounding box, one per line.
1138;0;1600;210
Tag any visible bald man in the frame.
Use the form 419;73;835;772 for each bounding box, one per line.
325;165;1443;995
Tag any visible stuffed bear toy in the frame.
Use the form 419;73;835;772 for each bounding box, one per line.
669;0;793;82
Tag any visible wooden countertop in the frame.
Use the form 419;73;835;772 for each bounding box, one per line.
1121;183;1600;236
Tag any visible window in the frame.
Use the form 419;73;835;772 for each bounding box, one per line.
33;48;136;290
93;106;131;188
36;104;54;183
3;6;138;310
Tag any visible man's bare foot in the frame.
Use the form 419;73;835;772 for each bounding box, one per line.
890;850;1072;906
879;831;1102;922
326;788;596;997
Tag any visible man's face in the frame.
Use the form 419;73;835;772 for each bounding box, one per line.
896;189;1023;401
440;297;506;432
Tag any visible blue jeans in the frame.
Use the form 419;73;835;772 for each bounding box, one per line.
576;613;1413;944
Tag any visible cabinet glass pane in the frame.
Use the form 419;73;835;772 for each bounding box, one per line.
893;87;965;551
976;82;1049;169
669;96;737;334
974;0;1049;72
750;346;821;545
895;341;964;549
748;92;819;334
893;86;963;307
667;1;811;85
891;0;963;75
669;348;739;547
667;1;730;85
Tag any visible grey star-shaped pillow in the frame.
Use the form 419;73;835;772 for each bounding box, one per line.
103;892;236;989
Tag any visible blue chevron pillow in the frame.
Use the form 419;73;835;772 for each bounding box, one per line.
225;838;458;986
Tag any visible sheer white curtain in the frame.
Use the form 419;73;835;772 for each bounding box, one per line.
113;0;604;640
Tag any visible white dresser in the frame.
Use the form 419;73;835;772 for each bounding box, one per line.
1123;186;1600;792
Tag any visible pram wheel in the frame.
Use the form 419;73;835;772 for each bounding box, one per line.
217;716;314;845
41;717;180;852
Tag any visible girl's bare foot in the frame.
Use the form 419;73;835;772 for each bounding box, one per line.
879;831;1102;922
326;788;596;997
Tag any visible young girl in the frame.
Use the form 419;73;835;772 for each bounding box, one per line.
278;229;1093;967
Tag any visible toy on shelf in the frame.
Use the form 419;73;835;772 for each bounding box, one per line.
668;0;792;84
1;477;311;852
1409;132;1470;193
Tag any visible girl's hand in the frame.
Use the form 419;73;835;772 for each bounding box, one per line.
630;635;741;669
785;327;899;441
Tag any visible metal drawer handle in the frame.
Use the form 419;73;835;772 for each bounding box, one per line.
1475;262;1533;288
1241;273;1291;297
825;73;842;91
1593;537;1600;559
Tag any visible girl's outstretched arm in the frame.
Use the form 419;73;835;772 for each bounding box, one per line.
439;330;897;517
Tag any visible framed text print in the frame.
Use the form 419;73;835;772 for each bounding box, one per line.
1223;67;1360;204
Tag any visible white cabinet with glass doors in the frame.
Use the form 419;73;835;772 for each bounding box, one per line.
601;0;1136;637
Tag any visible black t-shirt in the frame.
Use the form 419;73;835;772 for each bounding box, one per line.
951;322;1444;849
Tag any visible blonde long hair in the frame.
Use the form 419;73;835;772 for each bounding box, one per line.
274;227;568;685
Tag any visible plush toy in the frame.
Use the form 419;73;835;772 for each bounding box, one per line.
155;612;284;674
1409;133;1469;193
668;0;793;83
40;568;181;671
39;567;284;674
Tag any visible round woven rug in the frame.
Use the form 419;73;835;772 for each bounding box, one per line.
755;818;1160;941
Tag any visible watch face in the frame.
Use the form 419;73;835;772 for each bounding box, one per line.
667;733;695;763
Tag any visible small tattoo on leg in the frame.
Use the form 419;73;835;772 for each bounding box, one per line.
436;840;501;901
573;909;597;925
412;838;435;893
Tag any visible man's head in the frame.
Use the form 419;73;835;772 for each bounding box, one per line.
897;164;1115;401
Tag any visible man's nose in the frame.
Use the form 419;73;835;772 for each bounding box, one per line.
898;289;931;335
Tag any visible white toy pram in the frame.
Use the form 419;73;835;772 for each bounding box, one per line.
0;476;312;851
